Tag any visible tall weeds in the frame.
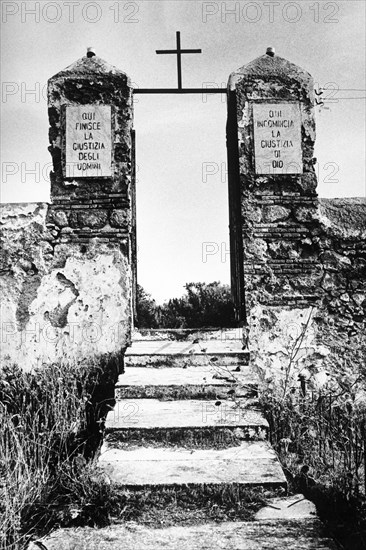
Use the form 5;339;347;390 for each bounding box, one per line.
252;317;366;550
0;361;109;549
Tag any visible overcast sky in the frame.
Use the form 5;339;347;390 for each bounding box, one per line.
1;0;365;302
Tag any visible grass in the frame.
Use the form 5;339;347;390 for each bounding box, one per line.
107;484;277;527
105;426;263;450
0;358;117;549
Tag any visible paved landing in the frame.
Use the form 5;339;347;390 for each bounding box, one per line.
98;441;287;487
35;518;337;550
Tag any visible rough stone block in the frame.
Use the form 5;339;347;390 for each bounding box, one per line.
77;210;108;229
263;205;290;222
110;209;130;229
295;206;319;223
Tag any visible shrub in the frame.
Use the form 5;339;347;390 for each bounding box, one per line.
136;282;236;329
136;284;160;328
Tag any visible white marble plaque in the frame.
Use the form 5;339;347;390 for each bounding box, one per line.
253;103;302;175
65;105;112;177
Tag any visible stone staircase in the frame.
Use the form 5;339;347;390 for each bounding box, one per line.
38;329;337;549
99;329;286;491
94;329;336;548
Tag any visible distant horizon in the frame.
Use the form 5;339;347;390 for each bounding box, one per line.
3;193;365;205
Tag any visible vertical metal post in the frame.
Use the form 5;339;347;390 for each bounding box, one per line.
226;90;247;327
176;31;182;89
131;129;138;325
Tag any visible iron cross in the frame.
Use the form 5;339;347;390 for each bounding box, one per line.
156;31;201;90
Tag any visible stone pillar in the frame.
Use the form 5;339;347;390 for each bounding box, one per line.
36;51;133;368
227;48;321;315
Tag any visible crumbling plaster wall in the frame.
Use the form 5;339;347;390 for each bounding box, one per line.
248;197;366;388
1;202;131;371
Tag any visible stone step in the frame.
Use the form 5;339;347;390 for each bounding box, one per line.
115;366;258;400
33;494;337;549
37;519;337;550
125;339;249;367
98;441;286;488
132;327;244;342
105;399;267;437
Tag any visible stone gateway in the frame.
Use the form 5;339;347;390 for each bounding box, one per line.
0;48;364;383
0;42;365;550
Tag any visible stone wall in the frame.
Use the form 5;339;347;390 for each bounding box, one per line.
316;198;366;361
0;54;134;371
247;197;366;384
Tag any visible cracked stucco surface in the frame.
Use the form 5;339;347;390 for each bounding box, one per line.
1;203;131;370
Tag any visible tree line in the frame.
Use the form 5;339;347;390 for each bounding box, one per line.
136;282;236;329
